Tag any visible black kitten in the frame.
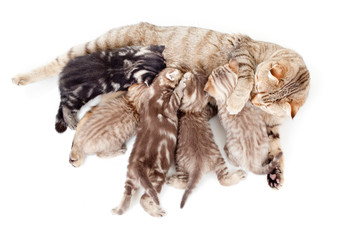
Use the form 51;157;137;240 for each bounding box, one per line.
55;45;166;133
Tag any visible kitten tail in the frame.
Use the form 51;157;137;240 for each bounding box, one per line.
180;170;201;208
136;163;160;205
55;104;67;133
251;152;283;175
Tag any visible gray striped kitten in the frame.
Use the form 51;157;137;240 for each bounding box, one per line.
69;83;147;167
167;71;246;208
112;68;185;217
55;45;166;133
205;59;281;175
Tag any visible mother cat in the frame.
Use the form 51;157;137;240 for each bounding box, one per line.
12;22;310;189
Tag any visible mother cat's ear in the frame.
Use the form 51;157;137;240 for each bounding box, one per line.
289;99;304;119
280;100;303;119
268;63;288;85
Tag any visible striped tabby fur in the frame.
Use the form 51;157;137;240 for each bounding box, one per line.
166;71;246;208
69;83;147;167
112;68;185;217
12;22;309;116
13;22;310;188
55;45;166;132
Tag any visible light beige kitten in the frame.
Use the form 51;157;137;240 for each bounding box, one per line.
167;71;246;208
69;83;147;167
205;59;281;175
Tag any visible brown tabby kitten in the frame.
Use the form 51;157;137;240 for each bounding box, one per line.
205;60;285;187
112;68;185;217
69;83;147;167
13;22;310;188
166;71;246;208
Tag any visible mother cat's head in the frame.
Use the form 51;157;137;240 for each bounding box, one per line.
251;49;310;118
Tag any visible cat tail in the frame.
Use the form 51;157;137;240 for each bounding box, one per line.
12;22;157;86
250;152;283;175
55;103;67;133
180;169;202;209
136;162;160;206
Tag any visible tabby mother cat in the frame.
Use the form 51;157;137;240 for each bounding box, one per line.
12;22;310;189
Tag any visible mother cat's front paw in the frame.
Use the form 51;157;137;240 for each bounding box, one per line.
267;167;284;189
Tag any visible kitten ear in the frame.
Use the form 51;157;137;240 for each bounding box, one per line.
149;45;165;53
268;64;286;85
204;77;216;98
228;59;239;75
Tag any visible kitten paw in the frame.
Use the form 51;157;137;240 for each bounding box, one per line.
166;175;188;189
267;167;284;190
12;74;31;85
219;169;247;186
140;195;166;217
146;203;166;217
111;207;125;215
69;158;82;168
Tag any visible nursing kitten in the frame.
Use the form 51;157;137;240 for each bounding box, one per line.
112;68;185;217
205;59;281;175
13;22;310;188
166;71;246;208
69;83;147;167
55;45;166;132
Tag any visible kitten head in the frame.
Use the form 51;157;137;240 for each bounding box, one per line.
251;49;310;118
180;71;209;113
153;68;183;88
118;45;166;86
204;59;239;105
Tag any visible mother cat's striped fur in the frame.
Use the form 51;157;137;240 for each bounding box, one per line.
12;22;310;189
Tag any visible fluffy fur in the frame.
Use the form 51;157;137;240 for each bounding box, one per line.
167;71;246;208
69;83;147;167
112;68;185;217
55;45;166;132
205;59;281;175
13;22;310;188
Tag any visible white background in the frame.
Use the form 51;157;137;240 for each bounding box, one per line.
1;0;345;239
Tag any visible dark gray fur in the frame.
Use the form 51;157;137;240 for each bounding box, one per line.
55;45;166;133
